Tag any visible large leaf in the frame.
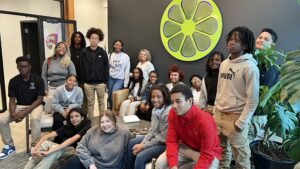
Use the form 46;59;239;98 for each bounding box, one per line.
280;49;300;113
265;103;298;140
283;127;300;161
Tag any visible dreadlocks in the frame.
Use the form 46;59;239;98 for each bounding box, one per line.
226;26;255;54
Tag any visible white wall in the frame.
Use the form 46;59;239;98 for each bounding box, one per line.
0;0;108;112
0;0;61;98
74;0;108;50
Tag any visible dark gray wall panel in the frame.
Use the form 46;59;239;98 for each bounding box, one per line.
108;0;300;84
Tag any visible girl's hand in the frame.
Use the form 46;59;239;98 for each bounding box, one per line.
89;164;97;169
132;143;144;155
31;147;40;158
39;150;49;157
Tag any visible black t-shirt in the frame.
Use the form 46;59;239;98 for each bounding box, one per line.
8;73;45;105
55;119;91;147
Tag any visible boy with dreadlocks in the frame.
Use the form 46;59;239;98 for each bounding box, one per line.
214;26;259;169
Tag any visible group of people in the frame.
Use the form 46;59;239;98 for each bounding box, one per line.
0;25;279;169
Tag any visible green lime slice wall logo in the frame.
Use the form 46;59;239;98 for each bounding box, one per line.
160;0;223;61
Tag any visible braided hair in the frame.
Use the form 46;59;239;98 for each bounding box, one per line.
226;26;255;54
129;67;144;97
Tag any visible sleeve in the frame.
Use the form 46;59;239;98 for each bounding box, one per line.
128;82;133;98
8;79;16;97
191;114;219;168
102;49;109;84
78;120;92;136
235;64;260;129
124;54;131;88
76;128;96;168
79;50;86;82
148;62;155;75
67;87;83;109
166;110;179;168
55;127;66;139
199;78;207;109
136;80;147;101
36;76;45;97
143;112;168;149
68;61;77;76
52;88;64;113
141;84;149;102
41;59;49;89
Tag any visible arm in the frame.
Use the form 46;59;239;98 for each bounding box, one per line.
194;115;219;168
166;111;179;168
124;54;131;88
31;131;57;157
76;128;96;169
143;113;168;149
68;61;77;76
198;78;208;110
41;134;81;156
235;65;260;130
52;88;65;114
79;50;86;83
9;97;18;121
103;49;109;84
67;87;83;109
41;59;49;89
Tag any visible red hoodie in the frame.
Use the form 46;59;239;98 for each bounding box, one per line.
166;105;222;169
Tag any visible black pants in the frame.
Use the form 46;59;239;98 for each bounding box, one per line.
136;106;153;122
59;155;85;169
52;112;66;143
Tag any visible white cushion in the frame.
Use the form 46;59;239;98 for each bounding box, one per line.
40;112;53;128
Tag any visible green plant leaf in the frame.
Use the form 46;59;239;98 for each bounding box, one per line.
265;103;298;140
283;127;300;161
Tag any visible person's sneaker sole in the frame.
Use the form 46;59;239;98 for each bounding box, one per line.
0;150;16;160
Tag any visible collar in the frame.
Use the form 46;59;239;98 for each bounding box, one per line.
180;105;197;121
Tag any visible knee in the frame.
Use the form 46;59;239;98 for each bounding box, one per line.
155;153;167;169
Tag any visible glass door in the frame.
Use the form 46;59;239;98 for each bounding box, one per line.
38;17;76;61
0;34;7;113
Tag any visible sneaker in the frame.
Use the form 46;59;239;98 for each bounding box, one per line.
0;145;16;160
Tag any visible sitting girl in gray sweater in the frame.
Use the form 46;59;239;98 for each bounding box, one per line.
52;74;83;133
59;110;132;169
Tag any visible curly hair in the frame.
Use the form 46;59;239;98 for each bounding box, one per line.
168;64;184;81
86;27;104;41
70;31;86;49
226;26;255;54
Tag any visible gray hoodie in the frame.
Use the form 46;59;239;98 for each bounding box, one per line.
215;53;259;129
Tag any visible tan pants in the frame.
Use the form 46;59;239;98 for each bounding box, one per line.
156;144;219;169
84;83;106;118
0;105;43;147
214;109;251;169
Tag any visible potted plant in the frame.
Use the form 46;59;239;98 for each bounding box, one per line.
250;45;300;169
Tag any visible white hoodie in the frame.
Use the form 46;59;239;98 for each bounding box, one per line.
215;53;259;129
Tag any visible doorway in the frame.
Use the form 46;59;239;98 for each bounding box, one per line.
0;35;7;113
20;21;41;75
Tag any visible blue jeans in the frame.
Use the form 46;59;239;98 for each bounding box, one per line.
107;77;124;108
127;136;166;169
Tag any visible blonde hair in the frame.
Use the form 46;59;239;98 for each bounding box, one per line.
139;49;151;62
50;42;72;69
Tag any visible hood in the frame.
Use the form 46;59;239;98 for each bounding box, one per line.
229;53;257;65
